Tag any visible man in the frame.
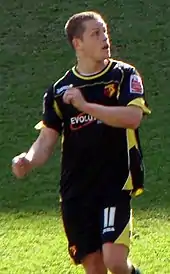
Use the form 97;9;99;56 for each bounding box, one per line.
12;11;150;274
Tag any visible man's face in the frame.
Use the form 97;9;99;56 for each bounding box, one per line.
75;18;111;61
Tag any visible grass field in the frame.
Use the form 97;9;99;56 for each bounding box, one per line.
0;0;170;273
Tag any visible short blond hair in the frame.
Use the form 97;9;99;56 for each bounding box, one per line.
65;11;105;47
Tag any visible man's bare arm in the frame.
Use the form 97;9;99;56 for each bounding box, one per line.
26;127;59;168
82;104;143;129
63;88;143;129
12;127;59;178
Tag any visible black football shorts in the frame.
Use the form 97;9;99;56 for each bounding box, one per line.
61;190;132;264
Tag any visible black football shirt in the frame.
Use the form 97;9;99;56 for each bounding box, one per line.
35;59;150;201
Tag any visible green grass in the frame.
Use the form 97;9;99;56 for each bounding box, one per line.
0;0;170;273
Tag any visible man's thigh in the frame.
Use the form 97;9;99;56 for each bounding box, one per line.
61;197;102;265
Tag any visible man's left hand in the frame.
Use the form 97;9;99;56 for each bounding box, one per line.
63;87;87;112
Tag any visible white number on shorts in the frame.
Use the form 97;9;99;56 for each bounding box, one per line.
103;207;116;234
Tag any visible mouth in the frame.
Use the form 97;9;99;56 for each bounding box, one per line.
102;44;109;50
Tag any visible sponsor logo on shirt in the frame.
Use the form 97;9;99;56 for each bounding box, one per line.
130;75;143;94
54;85;71;96
70;113;97;130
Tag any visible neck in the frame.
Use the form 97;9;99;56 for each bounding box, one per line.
76;57;109;75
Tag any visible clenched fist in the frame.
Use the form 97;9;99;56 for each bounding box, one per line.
12;152;31;179
63;87;87;112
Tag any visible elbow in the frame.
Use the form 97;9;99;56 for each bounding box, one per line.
129;121;140;129
125;116;142;129
125;107;143;129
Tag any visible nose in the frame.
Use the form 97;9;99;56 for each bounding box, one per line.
102;32;108;42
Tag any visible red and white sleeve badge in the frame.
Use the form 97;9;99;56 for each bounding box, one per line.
130;74;144;94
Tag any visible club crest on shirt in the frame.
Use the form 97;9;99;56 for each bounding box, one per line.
130;74;143;94
104;83;116;97
69;245;77;256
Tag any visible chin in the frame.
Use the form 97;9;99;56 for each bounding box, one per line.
102;54;110;61
102;50;111;60
95;54;109;62
105;50;111;58
105;53;111;59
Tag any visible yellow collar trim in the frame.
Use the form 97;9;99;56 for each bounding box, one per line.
72;59;113;80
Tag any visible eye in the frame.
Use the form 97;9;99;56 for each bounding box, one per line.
91;30;100;37
95;30;100;36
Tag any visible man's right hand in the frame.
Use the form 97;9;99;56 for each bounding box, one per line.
12;152;32;179
12;127;59;179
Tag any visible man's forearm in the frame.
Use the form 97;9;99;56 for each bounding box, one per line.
25;140;53;169
82;103;143;129
25;128;58;169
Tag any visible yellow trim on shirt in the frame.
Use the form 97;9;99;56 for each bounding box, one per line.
72;59;113;80
53;101;63;119
128;98;151;114
34;121;45;130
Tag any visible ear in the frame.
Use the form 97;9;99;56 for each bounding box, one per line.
72;37;83;50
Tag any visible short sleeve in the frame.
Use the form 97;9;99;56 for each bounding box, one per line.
35;85;63;134
118;68;151;115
